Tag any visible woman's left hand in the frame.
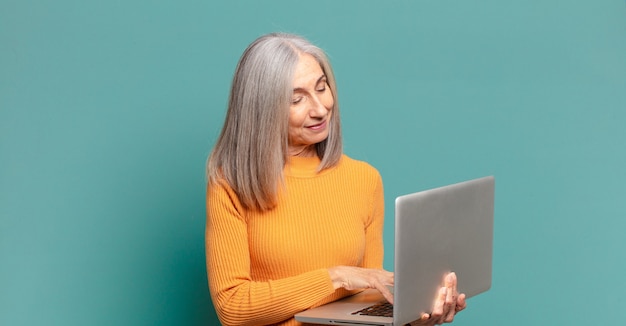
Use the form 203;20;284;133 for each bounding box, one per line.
407;272;467;326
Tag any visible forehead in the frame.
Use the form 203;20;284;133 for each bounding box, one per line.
292;54;324;87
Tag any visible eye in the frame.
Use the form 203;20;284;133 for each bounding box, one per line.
291;96;304;104
316;79;328;92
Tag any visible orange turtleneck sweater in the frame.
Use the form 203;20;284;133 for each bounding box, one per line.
205;155;385;326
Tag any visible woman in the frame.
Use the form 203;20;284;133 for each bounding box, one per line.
206;32;466;326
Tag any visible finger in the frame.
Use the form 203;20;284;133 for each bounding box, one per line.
406;313;432;326
445;272;457;290
423;313;436;326
412;313;434;326
362;269;394;304
375;281;394;304
430;287;447;320
423;313;437;326
443;273;457;322
455;293;467;312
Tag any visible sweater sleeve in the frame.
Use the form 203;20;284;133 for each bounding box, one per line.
361;170;385;270
205;180;336;326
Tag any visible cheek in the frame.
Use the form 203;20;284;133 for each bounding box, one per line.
322;93;335;110
288;107;306;128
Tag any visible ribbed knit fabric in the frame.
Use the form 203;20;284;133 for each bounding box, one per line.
206;154;385;326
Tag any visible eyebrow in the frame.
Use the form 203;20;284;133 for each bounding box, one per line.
292;75;327;92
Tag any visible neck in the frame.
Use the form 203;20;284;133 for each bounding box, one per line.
289;145;316;157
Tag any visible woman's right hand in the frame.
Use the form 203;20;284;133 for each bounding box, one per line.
327;266;395;304
407;272;467;326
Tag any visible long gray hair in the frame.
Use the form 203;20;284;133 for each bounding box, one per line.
207;33;343;211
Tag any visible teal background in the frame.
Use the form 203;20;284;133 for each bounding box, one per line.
2;0;625;325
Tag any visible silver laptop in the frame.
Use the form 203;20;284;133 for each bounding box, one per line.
295;176;495;326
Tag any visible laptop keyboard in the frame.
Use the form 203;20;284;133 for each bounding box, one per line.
352;302;393;317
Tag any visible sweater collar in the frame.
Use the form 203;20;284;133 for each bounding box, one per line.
284;155;322;177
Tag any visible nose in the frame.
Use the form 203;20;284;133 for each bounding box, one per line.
308;94;328;118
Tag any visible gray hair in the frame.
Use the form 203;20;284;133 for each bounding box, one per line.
207;33;343;211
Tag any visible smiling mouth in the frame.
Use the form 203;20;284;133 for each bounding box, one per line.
307;120;327;130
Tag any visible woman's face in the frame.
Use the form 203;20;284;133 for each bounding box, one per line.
287;53;334;157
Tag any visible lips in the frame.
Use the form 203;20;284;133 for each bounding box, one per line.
306;120;327;131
